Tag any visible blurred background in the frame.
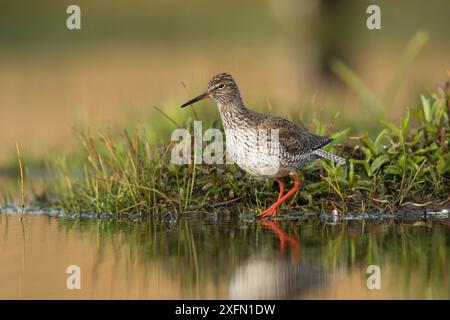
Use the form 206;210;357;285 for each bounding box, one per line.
0;0;449;167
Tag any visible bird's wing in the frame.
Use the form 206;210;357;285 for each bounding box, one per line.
257;116;332;155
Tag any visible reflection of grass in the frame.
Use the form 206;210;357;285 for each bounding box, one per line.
321;221;449;298
57;216;269;297
57;217;450;299
49;83;449;215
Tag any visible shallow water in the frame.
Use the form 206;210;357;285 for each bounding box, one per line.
0;211;448;299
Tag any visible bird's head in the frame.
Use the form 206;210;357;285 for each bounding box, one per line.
180;73;242;108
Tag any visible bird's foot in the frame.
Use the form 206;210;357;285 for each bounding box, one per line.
256;204;280;218
256;174;301;219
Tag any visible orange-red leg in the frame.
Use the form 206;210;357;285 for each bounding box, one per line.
256;174;301;218
266;178;285;216
276;178;285;201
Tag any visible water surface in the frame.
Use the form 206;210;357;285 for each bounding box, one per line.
0;212;448;299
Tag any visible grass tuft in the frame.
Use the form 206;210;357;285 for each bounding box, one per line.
48;83;450;216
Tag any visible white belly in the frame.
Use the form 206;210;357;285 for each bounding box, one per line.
225;129;290;178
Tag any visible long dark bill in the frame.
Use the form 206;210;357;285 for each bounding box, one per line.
180;92;211;108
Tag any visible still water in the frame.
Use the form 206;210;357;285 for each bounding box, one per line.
0;212;448;299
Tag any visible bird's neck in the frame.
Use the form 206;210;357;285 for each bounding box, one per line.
217;100;249;129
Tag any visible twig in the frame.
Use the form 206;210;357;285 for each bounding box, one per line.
210;197;242;207
401;201;433;207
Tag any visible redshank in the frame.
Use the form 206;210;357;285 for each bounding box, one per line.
180;73;345;217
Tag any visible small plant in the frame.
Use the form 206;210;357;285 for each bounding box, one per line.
310;84;450;212
48;82;449;216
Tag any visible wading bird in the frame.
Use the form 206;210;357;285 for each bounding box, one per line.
181;73;345;217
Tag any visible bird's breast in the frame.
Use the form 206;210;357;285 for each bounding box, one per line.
223;127;293;178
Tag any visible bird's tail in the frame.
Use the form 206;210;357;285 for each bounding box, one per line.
313;148;346;165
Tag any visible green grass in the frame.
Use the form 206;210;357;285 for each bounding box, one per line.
48;81;450;216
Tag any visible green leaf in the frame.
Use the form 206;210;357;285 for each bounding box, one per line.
370;155;390;175
352;159;371;177
410;107;424;123
361;135;378;155
349;160;354;185
385;165;401;176
416;142;438;155
421;95;432;122
374;129;388;147
432;97;446;125
437;156;446;174
397;154;407;171
381;120;403;143
330;128;350;140
401;108;410;137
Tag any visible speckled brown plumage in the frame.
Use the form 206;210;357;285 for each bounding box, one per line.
181;72;345;217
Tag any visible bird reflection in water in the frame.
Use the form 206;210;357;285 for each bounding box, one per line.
229;220;328;299
259;220;301;261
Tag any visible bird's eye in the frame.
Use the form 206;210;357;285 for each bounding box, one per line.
218;84;225;89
